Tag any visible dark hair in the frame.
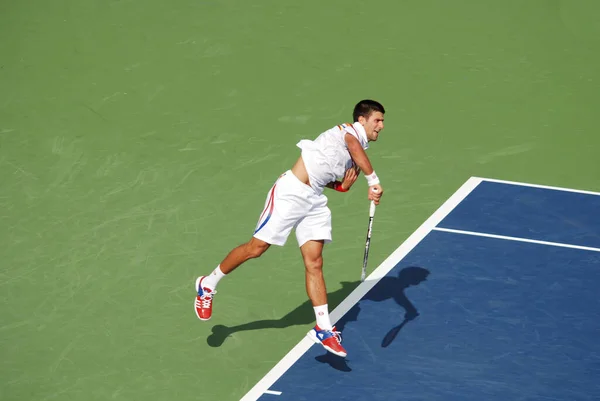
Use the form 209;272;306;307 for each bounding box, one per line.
353;99;385;122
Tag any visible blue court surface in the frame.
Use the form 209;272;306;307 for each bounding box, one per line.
241;177;600;401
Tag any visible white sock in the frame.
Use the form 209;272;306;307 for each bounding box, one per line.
314;304;333;330
202;265;226;290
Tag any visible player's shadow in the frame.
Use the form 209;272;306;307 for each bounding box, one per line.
207;266;430;371
314;266;430;371
335;266;430;348
206;281;360;348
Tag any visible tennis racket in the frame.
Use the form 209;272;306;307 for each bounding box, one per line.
361;196;377;282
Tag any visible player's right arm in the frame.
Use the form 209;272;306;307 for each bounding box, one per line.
345;133;383;204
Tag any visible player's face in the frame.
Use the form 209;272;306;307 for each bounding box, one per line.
360;111;385;141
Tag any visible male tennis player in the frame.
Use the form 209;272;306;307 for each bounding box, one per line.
195;100;385;357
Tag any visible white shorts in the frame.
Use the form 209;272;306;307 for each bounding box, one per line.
253;170;332;247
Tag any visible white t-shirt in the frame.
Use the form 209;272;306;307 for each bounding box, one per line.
296;122;369;194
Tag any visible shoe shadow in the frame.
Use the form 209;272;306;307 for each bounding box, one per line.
315;352;352;372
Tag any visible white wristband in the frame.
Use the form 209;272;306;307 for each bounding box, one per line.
365;171;380;186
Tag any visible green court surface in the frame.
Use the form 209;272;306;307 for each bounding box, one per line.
1;1;599;400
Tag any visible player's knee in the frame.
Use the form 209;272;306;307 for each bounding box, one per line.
304;256;323;272
246;240;269;259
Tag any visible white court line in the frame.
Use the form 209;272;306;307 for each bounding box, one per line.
433;227;600;253
239;176;484;401
477;176;600;197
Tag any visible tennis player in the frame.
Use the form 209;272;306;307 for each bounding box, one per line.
195;100;385;357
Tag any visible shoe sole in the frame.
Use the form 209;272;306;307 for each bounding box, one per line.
306;330;347;357
195;276;211;321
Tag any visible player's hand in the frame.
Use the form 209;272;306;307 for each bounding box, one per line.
340;166;360;191
404;310;419;321
369;184;383;205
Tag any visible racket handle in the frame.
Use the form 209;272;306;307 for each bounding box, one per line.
369;187;379;217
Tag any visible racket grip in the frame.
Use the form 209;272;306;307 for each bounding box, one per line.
369;187;378;217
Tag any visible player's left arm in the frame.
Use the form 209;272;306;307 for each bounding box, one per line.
326;166;360;192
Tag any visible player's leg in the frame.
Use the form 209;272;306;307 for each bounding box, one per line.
219;237;271;274
296;196;347;357
300;239;329;324
200;178;281;295
195;171;310;321
300;239;346;357
194;237;270;321
296;195;333;319
203;237;270;287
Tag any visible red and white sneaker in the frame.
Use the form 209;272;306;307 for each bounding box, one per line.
307;325;347;357
194;276;216;321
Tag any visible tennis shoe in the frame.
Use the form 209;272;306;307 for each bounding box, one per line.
307;325;347;357
195;276;216;321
